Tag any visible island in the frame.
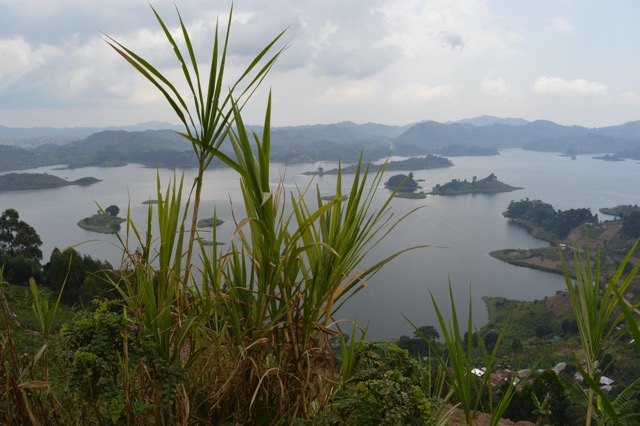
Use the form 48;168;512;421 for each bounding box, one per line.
141;199;158;205
428;173;522;195
77;205;126;234
383;173;427;199
393;191;427;199
0;172;101;191
321;195;348;202
593;153;624;162
303;154;453;176
384;173;419;191
197;217;225;228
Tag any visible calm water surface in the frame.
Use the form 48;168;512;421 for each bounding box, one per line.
1;149;638;340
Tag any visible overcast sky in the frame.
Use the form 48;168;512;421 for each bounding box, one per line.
1;0;639;128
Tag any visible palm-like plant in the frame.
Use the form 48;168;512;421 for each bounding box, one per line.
559;236;640;425
105;4;285;284
106;4;419;424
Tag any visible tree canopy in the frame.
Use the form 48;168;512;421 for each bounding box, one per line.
0;208;43;284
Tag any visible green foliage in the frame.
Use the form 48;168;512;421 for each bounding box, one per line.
560;236;640;425
0;208;43;284
43;247;114;305
301;341;441;426
504;199;598;239
104;205;120;217
397;325;440;358
622;211;640;238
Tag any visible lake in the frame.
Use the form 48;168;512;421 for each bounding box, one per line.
1;149;638;340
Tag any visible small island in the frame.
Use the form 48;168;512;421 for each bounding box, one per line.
384;173;419;192
0;172;101;191
593;153;624;162
320;195;349;202
394;191;427;199
141;199;158;205
77;205;126;234
428;173;522;195
197;217;225;228
303;154;453;176
384;173;427;199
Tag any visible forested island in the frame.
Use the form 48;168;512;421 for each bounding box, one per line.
0;172;100;191
429;173;522;195
303;154;453;175
196;217;225;228
77;205;126;234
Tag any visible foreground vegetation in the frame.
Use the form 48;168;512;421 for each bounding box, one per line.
1;5;639;425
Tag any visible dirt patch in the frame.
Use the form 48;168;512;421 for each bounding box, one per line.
544;292;572;317
444;405;537;426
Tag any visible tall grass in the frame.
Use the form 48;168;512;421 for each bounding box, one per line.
408;285;513;425
101;5;420;424
560;236;640;425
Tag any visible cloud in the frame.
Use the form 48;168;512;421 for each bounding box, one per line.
437;31;465;50
532;76;607;97
0;37;62;92
317;79;379;102
544;17;573;34
481;74;510;95
391;83;460;101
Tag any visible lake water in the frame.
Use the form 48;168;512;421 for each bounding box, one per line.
1;149;638;340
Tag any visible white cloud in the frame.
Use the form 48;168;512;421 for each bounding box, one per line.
391;83;460;101
481;74;510;95
532;76;607;97
317;79;379;102
544;17;573;33
0;37;62;92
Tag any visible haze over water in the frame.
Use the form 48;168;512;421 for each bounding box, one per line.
1;149;638;340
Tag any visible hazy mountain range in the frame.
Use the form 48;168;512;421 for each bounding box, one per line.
1;116;639;173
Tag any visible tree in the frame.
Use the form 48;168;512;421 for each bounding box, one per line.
0;208;43;284
105;205;120;217
414;325;440;344
553;208;598;238
397;325;440;358
622;211;640;239
43;247;115;305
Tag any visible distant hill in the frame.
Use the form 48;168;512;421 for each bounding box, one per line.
392;119;640;156
0;121;181;147
452;115;529;127
1;118;640;173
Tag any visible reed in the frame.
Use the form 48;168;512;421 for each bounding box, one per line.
559;236;640;425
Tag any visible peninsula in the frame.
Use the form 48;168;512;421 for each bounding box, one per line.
599;204;640;217
0;172;101;191
303;154;453;175
428;173;522;195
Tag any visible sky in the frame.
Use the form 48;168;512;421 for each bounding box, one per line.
1;0;639;129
